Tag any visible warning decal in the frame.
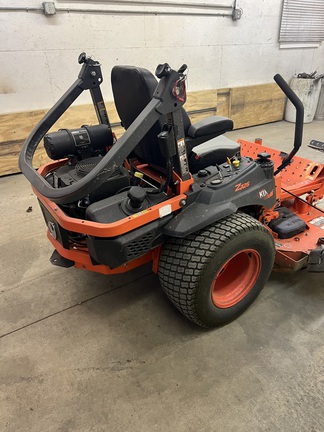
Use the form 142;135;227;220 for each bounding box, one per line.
309;216;324;229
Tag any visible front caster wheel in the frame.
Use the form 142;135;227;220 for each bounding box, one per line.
158;212;275;328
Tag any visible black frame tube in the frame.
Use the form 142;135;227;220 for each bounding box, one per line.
19;58;187;204
273;74;304;175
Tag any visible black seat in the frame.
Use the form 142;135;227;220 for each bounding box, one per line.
111;65;239;173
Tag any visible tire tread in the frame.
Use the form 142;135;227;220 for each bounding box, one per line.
158;212;274;327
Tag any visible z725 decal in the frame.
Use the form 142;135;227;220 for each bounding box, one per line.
235;181;250;192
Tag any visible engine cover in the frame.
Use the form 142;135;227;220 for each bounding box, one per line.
52;156;130;203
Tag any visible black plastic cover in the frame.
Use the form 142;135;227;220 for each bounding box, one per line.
307;247;324;272
164;157;277;238
269;207;306;239
54;163;130;204
86;189;167;223
87;216;172;268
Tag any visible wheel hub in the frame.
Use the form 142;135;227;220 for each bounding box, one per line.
211;249;261;308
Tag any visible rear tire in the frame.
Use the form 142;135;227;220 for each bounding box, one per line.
158;212;275;328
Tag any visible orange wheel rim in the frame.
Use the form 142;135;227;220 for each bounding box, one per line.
211;249;261;308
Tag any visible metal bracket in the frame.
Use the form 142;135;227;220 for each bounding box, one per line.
307;246;324;272
232;1;242;20
232;7;242;20
309;140;324;153
43;2;56;16
50;249;74;268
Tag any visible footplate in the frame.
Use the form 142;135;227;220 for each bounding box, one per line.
309;140;324;153
50;249;74;268
307;246;324;272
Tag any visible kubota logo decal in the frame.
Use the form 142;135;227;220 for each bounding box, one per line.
258;189;274;199
235;181;250;192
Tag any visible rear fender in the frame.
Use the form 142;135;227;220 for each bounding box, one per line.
164;161;276;238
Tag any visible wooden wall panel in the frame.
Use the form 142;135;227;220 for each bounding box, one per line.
229;83;285;129
186;90;217;113
0;103;123;176
216;89;231;118
0;86;284;176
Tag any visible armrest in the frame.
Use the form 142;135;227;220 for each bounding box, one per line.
187;116;234;138
192;135;240;157
188;135;240;173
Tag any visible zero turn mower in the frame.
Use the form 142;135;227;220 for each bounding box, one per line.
19;54;324;327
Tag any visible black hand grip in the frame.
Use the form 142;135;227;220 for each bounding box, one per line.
78;52;87;64
155;63;171;79
178;64;187;74
273;74;304;175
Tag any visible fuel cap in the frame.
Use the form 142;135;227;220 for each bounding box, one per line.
127;186;146;209
198;169;208;177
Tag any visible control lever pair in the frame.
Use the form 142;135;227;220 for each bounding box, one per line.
155;63;187;103
155;63;187;78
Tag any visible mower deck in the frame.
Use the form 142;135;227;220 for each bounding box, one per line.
241;139;324;271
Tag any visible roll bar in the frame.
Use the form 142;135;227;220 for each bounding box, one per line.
19;54;187;205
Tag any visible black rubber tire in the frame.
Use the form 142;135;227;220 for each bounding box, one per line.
158;212;275;328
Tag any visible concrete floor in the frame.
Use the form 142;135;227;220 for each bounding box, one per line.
0;120;324;432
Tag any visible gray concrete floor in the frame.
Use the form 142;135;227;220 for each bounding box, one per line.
0;120;324;432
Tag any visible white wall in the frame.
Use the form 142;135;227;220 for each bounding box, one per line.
0;0;323;114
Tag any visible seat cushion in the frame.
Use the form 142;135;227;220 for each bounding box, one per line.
111;66;158;130
111;65;191;167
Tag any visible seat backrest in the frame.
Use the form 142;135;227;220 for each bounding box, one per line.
111;65;191;167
